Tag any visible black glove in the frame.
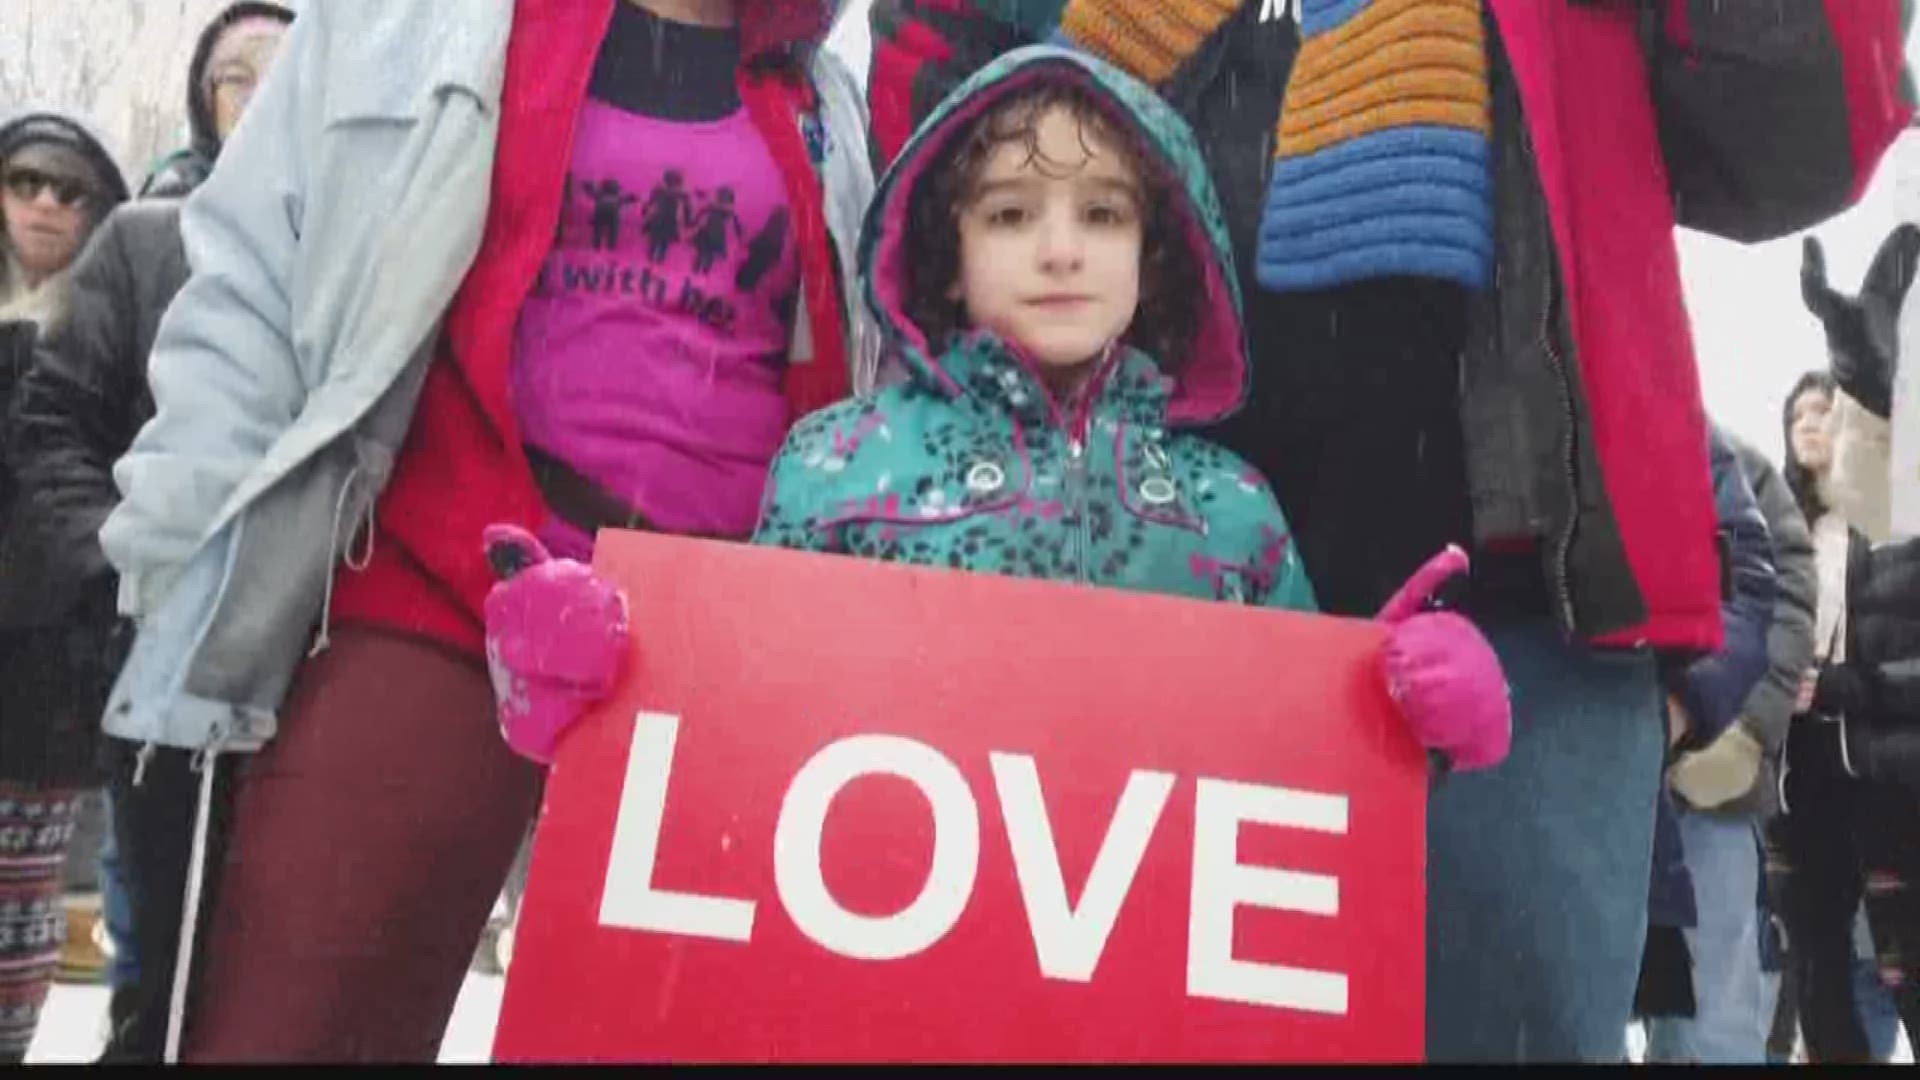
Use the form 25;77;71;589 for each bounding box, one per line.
1781;715;1862;817
1813;662;1874;720
1803;234;1899;419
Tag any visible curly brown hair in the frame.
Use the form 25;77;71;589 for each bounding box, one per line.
900;80;1201;373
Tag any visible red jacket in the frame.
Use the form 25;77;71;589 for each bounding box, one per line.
1491;0;1911;650
331;0;854;656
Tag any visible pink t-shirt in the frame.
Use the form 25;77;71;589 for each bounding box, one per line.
511;12;799;562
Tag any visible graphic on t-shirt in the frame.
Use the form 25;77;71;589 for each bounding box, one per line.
736;208;789;293
688;187;748;275
641;171;694;263
586;178;641;251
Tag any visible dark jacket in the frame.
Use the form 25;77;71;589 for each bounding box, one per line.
1650;426;1776;929
864;0;1912;656
1726;434;1818;819
1675;428;1777;752
6;201;186;622
1817;534;1920;798
0;321;124;785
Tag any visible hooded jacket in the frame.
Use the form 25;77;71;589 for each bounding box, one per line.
94;0;876;756
0;111;128;784
0;112;130;319
865;0;1913;658
755;46;1316;612
139;2;297;200
1648;425;1775;935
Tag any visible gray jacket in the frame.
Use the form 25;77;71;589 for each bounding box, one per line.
97;1;877;756
1727;435;1817;819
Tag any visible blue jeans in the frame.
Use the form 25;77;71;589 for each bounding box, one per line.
1853;906;1903;1062
98;788;140;989
1645;812;1776;1063
1426;621;1664;1062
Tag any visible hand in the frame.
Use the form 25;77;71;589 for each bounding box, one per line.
1781;715;1861;816
1796;670;1818;714
1669;723;1764;810
483;525;631;766
1666;695;1691;749
1377;546;1513;772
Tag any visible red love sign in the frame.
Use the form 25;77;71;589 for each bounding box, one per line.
493;532;1427;1063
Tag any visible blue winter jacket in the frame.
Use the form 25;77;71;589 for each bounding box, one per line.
1649;425;1777;930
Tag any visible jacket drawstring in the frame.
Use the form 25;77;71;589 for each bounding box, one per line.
162;730;227;1063
309;465;377;658
130;740;158;788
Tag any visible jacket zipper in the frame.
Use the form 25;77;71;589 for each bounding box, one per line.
1537;197;1581;636
1067;434;1091;584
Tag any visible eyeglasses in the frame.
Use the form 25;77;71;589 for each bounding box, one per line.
3;167;92;208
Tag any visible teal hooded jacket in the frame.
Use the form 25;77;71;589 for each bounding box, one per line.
754;46;1315;611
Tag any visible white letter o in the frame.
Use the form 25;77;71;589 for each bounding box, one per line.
773;735;980;961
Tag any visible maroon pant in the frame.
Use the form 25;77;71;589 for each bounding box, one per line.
183;626;541;1062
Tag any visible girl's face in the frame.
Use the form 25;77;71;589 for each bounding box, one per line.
1;145;93;283
1789;387;1834;473
952;103;1143;381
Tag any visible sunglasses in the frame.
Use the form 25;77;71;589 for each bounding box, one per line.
4;167;93;208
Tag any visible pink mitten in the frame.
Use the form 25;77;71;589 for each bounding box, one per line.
1376;546;1512;772
483;524;632;765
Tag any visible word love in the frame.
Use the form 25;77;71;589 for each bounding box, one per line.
598;713;1351;1017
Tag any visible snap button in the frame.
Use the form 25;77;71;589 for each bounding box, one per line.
1140;477;1178;505
966;462;1006;494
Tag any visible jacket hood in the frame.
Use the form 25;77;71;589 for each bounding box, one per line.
0;112;130;212
185;2;296;162
858;45;1249;428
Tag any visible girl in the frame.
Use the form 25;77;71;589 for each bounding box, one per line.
0;110;128;1064
94;0;875;1062
483;49;1510;805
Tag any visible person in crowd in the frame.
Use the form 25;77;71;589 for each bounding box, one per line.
1771;369;1910;1061
482;41;1512;858
0;109;128;1065
1792;222;1920;1053
5;3;294;1062
1719;430;1821;1064
137;3;295;200
860;0;1914;1062
1635;424;1779;1063
92;0;876;1062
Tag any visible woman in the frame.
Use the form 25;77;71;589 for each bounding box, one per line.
0;109;128;1064
1770;371;1907;1062
93;0;875;1062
